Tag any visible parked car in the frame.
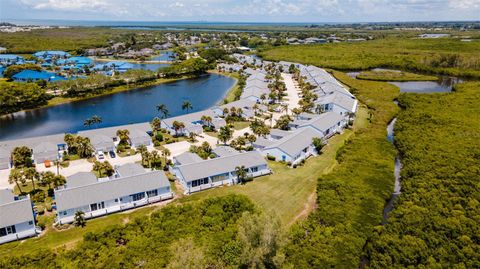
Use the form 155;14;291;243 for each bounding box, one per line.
97;151;105;160
109;150;116;158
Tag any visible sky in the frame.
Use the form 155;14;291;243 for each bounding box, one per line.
1;0;480;23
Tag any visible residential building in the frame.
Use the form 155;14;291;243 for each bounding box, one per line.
261;127;322;165
0;189;36;245
172;151;270;194
0;148;10;170
55;167;173;224
32;142;59;164
0;54;24;66
296;112;346;138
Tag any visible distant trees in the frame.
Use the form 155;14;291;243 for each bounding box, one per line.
4;64;42;79
0;82;49;116
159;58;210;78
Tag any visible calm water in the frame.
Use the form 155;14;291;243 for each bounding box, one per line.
346;70;461;93
94;61;170;72
0;74;234;140
150;51;176;62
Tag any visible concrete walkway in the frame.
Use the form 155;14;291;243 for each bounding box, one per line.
281;72;301;113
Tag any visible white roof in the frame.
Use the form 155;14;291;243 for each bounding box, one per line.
264;127;322;157
66;172;98;188
174;152;203;165
299;112;344;133
115;163;146;178
55;170;170;212
175;151;267;182
0;191;34;227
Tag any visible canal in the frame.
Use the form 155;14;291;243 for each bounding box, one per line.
0;73;235;140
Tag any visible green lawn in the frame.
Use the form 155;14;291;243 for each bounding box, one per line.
232;121;251;130
181;106;367;226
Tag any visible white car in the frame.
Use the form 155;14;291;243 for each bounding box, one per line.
97;151;105;160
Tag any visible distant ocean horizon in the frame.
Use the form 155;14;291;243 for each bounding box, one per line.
4;19;327;27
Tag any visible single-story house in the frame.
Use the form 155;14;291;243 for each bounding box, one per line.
315;92;358;116
252;137;274;150
55;169;173;224
173;152;203;166
114;163;147;178
269;129;293;140
172;151;271;194
161;110;221;136
89;134;115;153
33;51;71;60
32;142;58;164
212;146;239;157
297;111;346;138
261;127;322;165
0;190;36;245
129;129;152;148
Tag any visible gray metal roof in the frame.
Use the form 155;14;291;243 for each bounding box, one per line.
219;98;257;111
253;137;274;148
67;172;98;188
116;163;147;178
175;151;267;182
0;148;9;159
269;129;293;138
162;110;216;127
212;146;239;157
0;134;65;152
89;134;114;148
174;152;203;165
0;192;34;227
33;142;57;154
315;92;358;112
55;170;170;212
0;189;14;205
78;122;152;139
264;127;322;157
299;112;344;133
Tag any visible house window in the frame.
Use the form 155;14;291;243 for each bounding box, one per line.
131;192;145;201
191;178;208;187
326;129;330;135
211;174;227;182
251;166;258;172
115;199;118;202
28;221;34;226
147;189;158;197
303;147;308;153
2;225;16;235
90;203;98;211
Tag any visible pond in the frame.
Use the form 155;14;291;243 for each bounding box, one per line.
346;70;461;93
150;51;176;62
0;74;235;140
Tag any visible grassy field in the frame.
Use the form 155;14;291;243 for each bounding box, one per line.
356;70;438;81
260;37;480;78
0;28;116;54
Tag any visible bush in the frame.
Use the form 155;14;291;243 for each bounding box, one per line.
32;191;46;203
155;133;163;142
154;140;162;147
36;205;45;215
267;155;276;161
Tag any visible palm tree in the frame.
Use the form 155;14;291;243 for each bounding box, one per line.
151;117;162;134
218;126;233;145
74;211;86;227
24;167;39;192
93;161;103;177
156;104;170;119
8;169;25;194
161;148;171;168
235;165;248;184
281;103;289;115
188;132;198;142
182;101;193;113
40;171;55;189
201;115;213;127
52;174;66;189
91;115;102;126
172;121;185;137
116;129;130;146
83;118;93;128
150;151;160;170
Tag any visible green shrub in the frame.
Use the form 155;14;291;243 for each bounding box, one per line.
267;155;276;161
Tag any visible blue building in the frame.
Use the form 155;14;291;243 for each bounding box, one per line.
33;51;71;61
0;54;25;66
12;70;66;82
94;61;134;74
67;57;93;67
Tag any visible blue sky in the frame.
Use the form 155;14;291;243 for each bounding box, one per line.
1;0;479;22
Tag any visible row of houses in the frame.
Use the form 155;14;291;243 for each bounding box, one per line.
0;122;153;170
0;189;37;244
55;163;173;224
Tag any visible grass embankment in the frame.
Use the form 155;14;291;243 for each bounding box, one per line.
44;77;185;108
260;37;480;78
282;72;400;268
356;70;438;81
208;70;241;104
365;82;480;268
